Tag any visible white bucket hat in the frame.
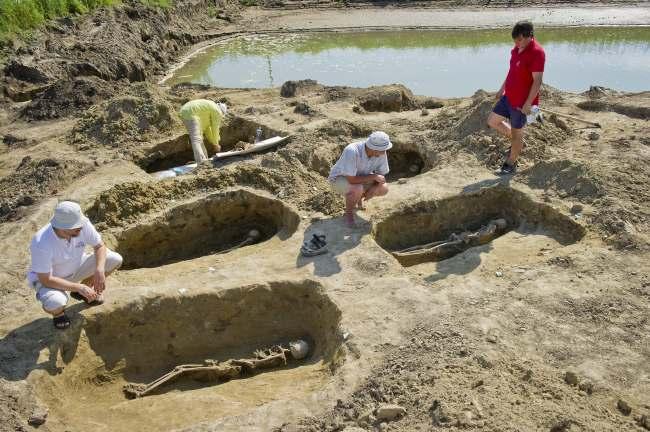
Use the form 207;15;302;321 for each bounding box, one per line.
216;102;228;117
365;131;393;151
51;201;86;230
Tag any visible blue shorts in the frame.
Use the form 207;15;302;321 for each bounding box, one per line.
492;96;527;129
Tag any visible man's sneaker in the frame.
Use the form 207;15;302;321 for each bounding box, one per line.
499;161;517;175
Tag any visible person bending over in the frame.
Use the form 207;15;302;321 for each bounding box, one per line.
179;99;228;164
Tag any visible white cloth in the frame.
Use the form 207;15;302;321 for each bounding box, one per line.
31;251;123;311
27;218;102;285
183;117;209;164
35;288;69;312
328;140;389;181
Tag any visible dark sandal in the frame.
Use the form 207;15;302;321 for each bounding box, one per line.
311;234;327;248
301;234;328;257
53;314;70;330
301;244;328;257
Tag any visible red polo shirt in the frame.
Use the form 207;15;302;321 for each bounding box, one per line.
504;38;545;108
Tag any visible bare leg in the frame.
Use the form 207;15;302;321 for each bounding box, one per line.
487;112;512;139
344;184;364;227
81;265;118;290
364;182;389;201
81;267;119;301
507;127;525;164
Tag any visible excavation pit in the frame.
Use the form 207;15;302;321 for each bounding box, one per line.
112;189;300;269
387;150;426;181
34;280;342;431
374;186;585;267
140;116;282;172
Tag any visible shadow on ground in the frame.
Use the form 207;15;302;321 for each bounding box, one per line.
424;243;494;283
462;176;511;194
0;302;89;381
296;214;371;277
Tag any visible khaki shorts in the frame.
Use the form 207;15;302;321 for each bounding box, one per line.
329;176;372;196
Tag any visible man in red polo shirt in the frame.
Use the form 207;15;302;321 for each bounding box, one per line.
487;21;545;175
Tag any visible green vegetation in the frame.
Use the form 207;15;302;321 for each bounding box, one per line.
0;0;171;41
140;0;171;7
239;0;257;6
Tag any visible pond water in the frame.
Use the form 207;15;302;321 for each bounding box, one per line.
166;27;650;97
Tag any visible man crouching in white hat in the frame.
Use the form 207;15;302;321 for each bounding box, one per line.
27;201;123;329
328;131;392;227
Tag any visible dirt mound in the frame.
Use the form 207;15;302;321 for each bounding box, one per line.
89;158;343;229
0;380;40;432
2;1;236;95
417;96;445;109
521;159;604;202
280;79;323;97
71;83;180;149
582;85;620;99
453;89;569;143
21;76;119;120
522;120;571;161
539;83;566;104
3;60;50;84
592;201;649;250
453;96;494;138
320;84;439;113
453;102;572;169
357;84;419;112
576;100;650;120
317;119;373;139
0;157;91;222
277;132;344;178
292;100;318;116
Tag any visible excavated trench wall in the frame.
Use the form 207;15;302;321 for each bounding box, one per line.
78;280;341;382
35;281;343;430
387;150;426;180
140;116;284;172
112;189;300;269
374;185;585;266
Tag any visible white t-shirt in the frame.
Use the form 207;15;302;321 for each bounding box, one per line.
328;141;390;181
27;218;102;285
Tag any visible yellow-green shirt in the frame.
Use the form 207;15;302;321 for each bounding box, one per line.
179;99;223;146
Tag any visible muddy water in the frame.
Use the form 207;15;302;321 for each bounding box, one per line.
167;27;650;96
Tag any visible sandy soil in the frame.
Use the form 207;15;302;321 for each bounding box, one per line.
0;2;649;432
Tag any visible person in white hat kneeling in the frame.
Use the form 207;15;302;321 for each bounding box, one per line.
27;201;123;329
328;131;392;227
